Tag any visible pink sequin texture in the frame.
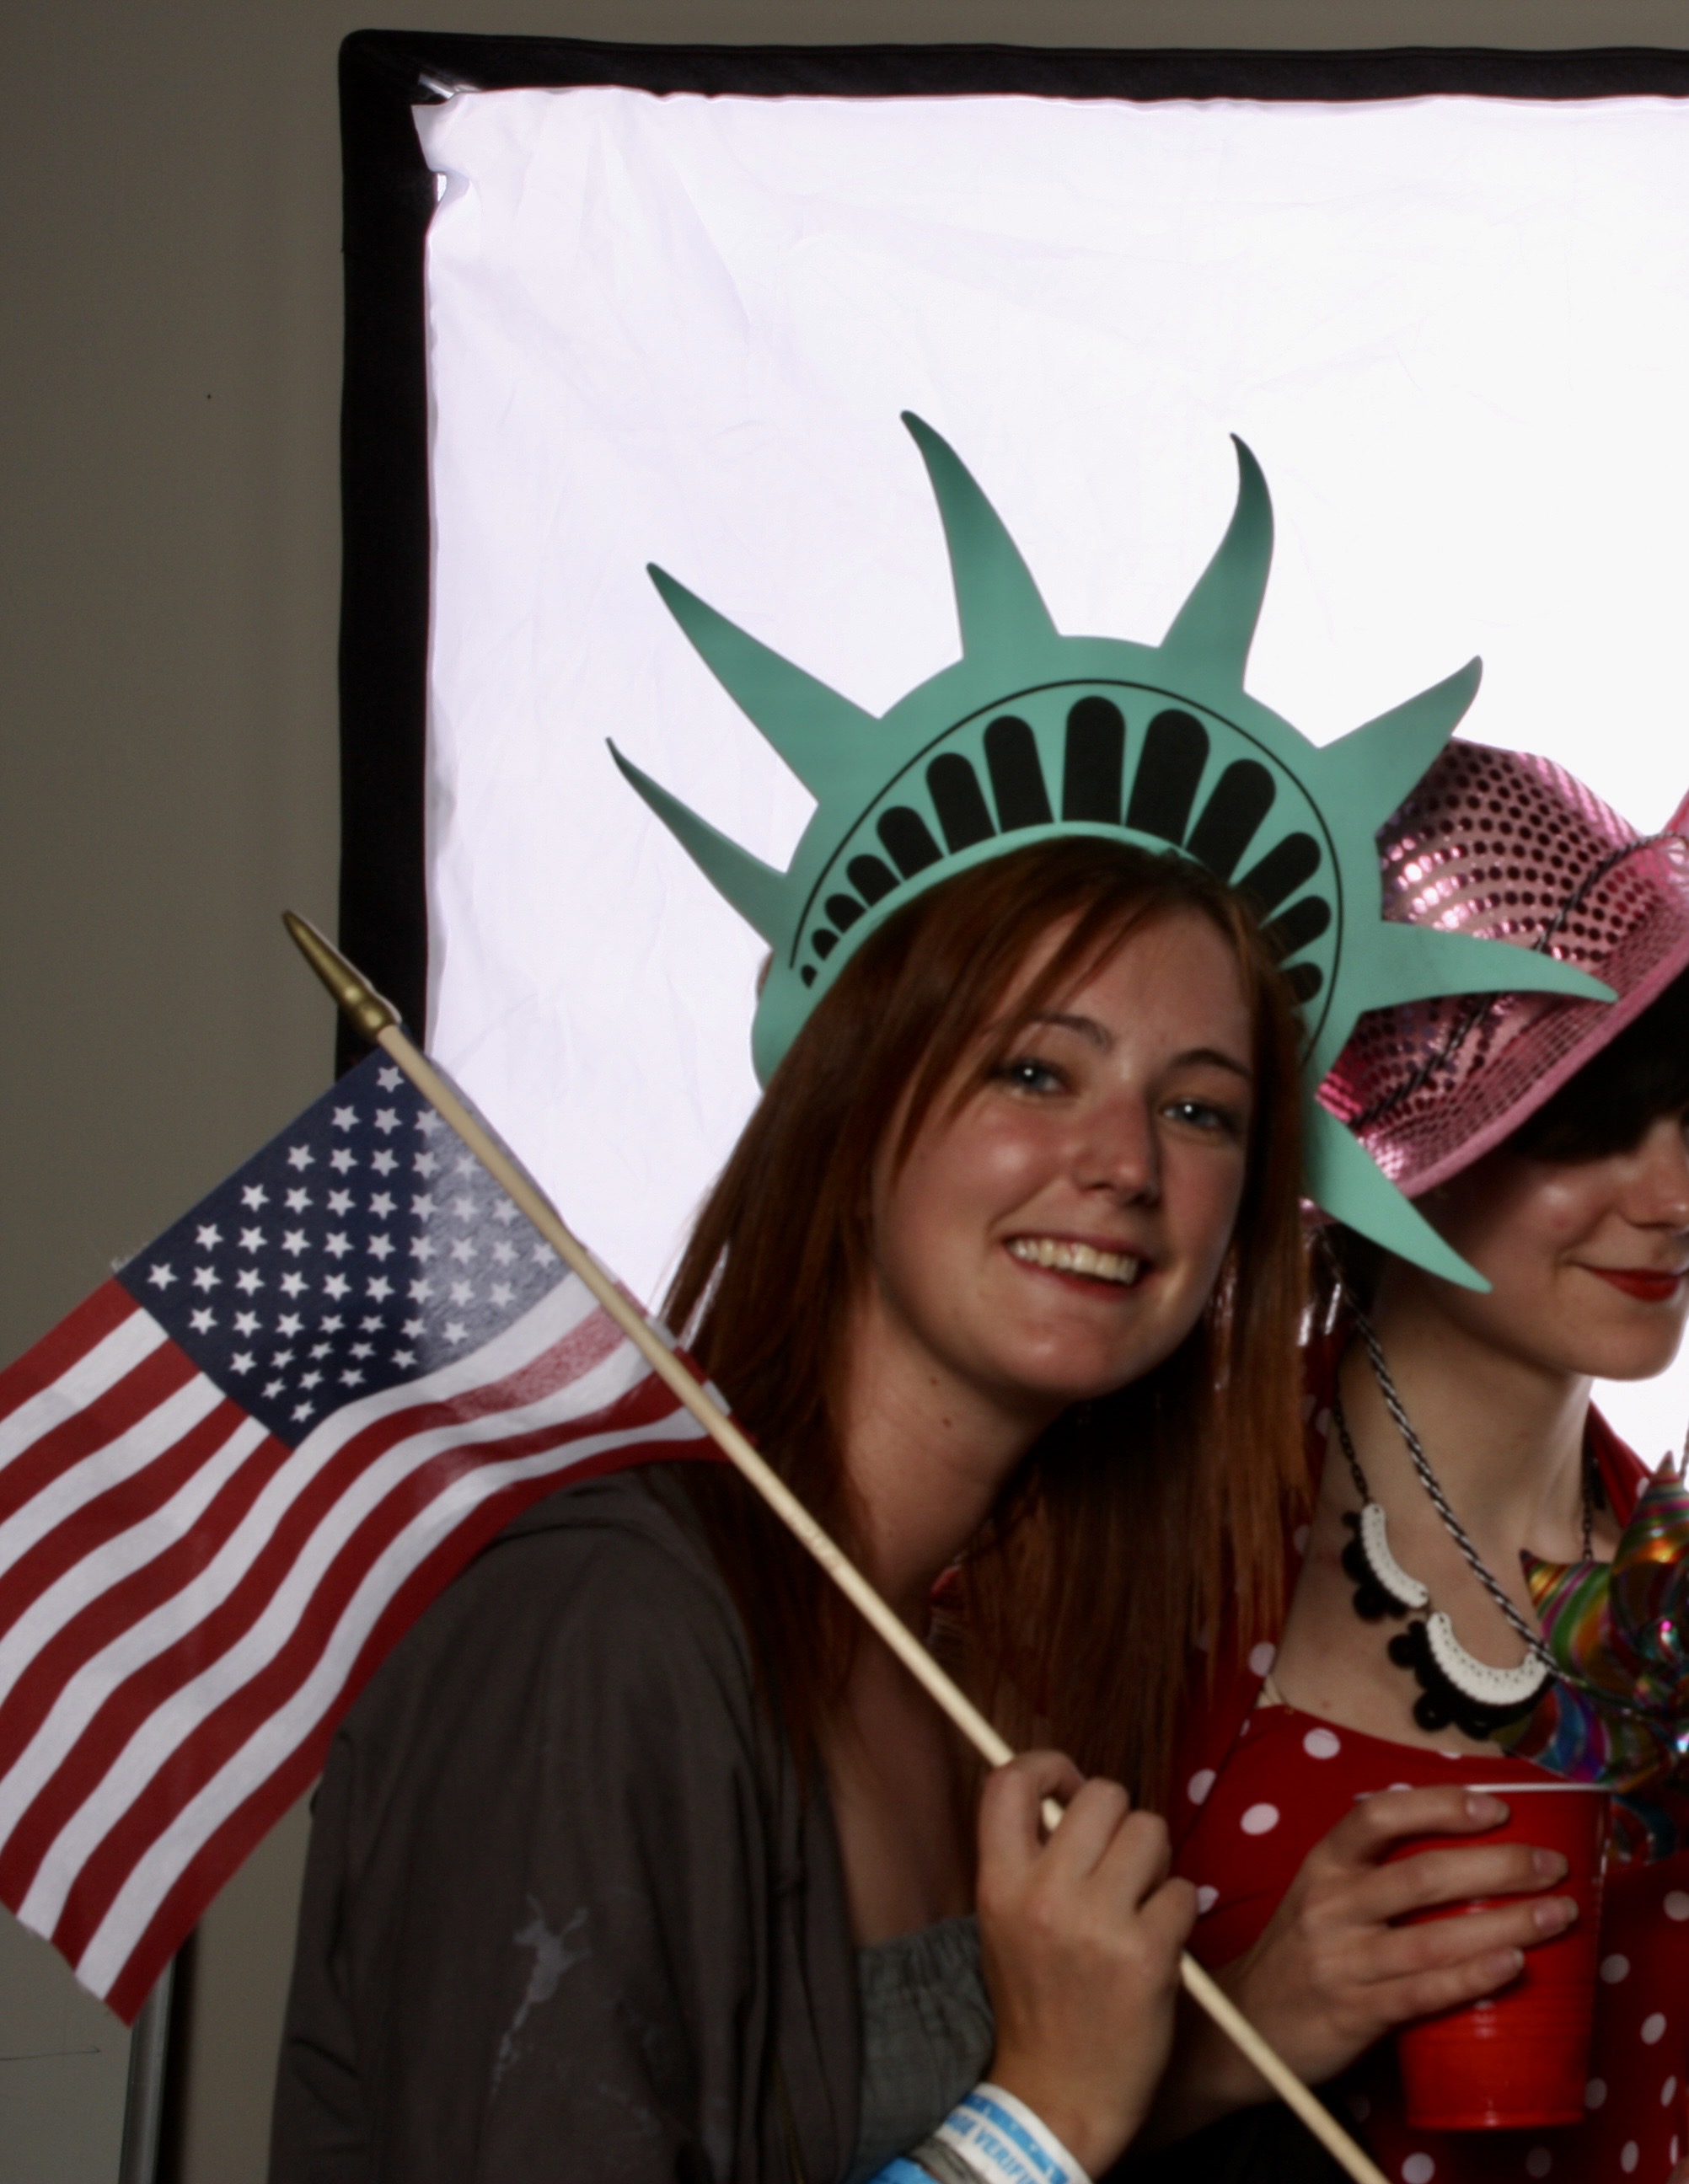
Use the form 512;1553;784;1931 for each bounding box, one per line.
1318;743;1689;1196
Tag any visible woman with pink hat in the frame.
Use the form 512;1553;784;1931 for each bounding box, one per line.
1154;742;1689;2179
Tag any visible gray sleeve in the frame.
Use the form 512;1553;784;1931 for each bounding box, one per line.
271;1502;799;2184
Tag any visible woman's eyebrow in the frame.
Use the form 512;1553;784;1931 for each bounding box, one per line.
1175;1046;1254;1082
1019;1009;1112;1049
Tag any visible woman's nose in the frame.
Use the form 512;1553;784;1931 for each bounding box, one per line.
1627;1113;1689;1228
1078;1095;1161;1202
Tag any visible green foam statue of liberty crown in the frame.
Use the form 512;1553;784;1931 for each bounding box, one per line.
611;415;1610;1288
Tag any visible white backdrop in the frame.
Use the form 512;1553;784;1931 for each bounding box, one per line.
416;83;1689;1460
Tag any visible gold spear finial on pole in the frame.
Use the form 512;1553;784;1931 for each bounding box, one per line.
280;908;1391;2184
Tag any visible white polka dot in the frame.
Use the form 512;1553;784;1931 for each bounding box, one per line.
1620;2143;1638;2174
1248;1641;1277;1678
1643;2012;1668;2045
1668;1890;1689;1922
1525;2149;1552;2179
1303;1726;1343;1760
1187;1769;1216;1806
1600;1953;1631;1983
1662;2075;1679;2106
1387;1781;1414;1793
1402;2156;1435;2184
1196;1885;1219;1915
1585;2079;1608;2110
1241;1802;1281;1836
1292;1523;1311;1555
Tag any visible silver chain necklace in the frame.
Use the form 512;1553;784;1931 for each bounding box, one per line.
1331;1314;1595;1738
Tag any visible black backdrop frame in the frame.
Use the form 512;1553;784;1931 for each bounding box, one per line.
336;30;1689;1069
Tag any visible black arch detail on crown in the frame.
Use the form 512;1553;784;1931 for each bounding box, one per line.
1062;697;1125;822
812;929;838;961
1127;709;1209;846
878;806;944;878
1236;832;1322;919
1265;894;1332;961
1188;759;1276;879
800;965;817;987
928;752;997;852
826;893;866;932
1286;961;1324;1002
848;854;900;905
985;715;1053;830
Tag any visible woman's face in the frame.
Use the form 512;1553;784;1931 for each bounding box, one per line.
1413;1107;1689;1382
868;908;1257;1431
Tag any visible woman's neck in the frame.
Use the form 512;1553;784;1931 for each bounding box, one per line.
1359;1267;1594;1553
840;1290;1054;1627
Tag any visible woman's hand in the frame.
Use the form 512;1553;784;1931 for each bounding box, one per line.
977;1750;1197;2178
1210;1784;1575;2101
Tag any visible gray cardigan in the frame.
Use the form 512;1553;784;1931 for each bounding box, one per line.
270;1465;862;2183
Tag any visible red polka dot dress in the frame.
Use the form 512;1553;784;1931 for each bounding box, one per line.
1171;1371;1689;2181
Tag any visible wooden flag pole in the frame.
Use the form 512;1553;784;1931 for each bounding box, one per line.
283;911;1387;2184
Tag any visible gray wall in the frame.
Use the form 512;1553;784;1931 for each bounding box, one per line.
5;3;1687;2176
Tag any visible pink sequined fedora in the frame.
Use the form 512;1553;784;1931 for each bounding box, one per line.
1319;740;1689;1199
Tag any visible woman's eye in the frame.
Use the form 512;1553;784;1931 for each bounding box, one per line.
995;1055;1065;1095
1164;1097;1242;1137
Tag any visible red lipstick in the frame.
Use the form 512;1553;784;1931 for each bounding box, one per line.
1584;1267;1687;1303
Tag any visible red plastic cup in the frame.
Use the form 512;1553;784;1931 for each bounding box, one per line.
1391;1781;1609;2130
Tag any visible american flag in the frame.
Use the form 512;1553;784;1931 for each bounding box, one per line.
0;1051;713;2020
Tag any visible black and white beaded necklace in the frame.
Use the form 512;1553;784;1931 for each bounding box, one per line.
1333;1314;1595;1742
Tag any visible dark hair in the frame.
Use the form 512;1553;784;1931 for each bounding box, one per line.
1509;967;1689;1164
665;836;1310;1812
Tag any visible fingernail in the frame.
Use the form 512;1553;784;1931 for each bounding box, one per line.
1534;1896;1578;1934
1495;1947;1525;1978
1466;1794;1507;1823
1532;1849;1568;1881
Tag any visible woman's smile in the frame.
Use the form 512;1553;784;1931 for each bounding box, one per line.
1003;1234;1146;1287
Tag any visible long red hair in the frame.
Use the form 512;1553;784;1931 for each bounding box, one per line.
667;837;1309;1811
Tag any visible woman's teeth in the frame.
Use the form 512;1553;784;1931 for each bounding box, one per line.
1007;1237;1141;1286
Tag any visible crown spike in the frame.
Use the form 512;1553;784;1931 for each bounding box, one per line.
900;414;1059;664
1317;661;1483;828
1303;1099;1488;1290
648;565;880;806
1359;921;1614;1014
1160;437;1273;685
609;743;791;946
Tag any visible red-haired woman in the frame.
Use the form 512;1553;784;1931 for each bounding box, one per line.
1161;748;1689;2181
271;837;1313;2184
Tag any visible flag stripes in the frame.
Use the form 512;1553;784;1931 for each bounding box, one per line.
0;1259;713;2018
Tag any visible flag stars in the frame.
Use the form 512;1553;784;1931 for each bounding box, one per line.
351;1341;375;1359
410;1237;437;1263
230;1351;255;1373
453;1153;476;1177
323;1273;350;1300
311;1341;333;1360
374;1107;399;1134
235;1268;264;1296
241;1183;269;1210
292;1400;315;1423
443;1320;468;1345
233;1310;259;1336
449;1279;474;1306
403;1316;425;1338
191;1266;221;1293
415;1151;439;1178
287;1145;314;1170
332;1105;357;1130
277;1313;303;1336
393;1348;415;1368
239;1227;265;1253
280;1272;307;1298
378;1065;402;1090
324;1233;351;1260
330;1148;357;1175
411;1192;435;1218
285;1187;312;1212
450;1238;478;1265
410;1277;434;1303
490;1282;514;1308
299;1370;323;1390
491;1239;516;1267
360;1314;382;1332
369;1192;395;1218
327;1188;353;1216
367;1276;394;1301
452;1195;476;1223
371;1149;398;1176
264;1378;285;1398
341;1368;365;1387
368;1234;394;1261
533;1243;556;1266
147;1263;176;1290
273;1348;295;1368
492;1200;519;1227
417;1110;443;1136
189;1307;216;1334
196;1223;223;1250
320;1314;344;1332
281;1230;308;1257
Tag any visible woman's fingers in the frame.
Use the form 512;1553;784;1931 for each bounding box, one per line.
1311;1785;1512;1871
977;1749;1087;1869
1353;1837;1566;1924
1358;1892;1577;1985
